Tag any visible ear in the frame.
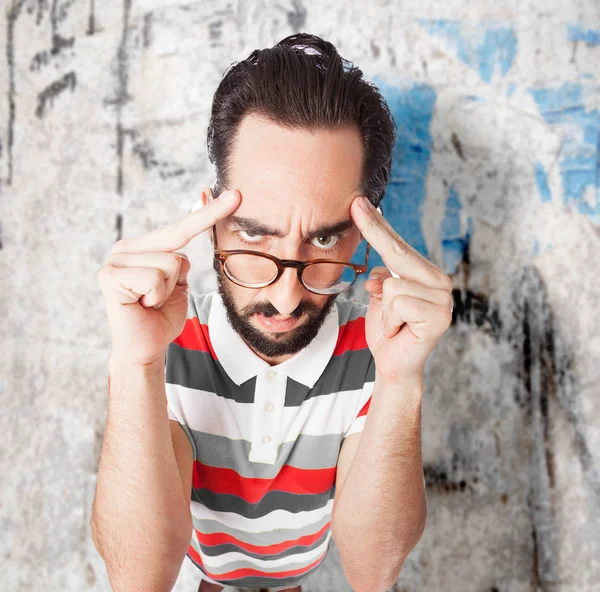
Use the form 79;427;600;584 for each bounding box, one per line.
201;186;214;208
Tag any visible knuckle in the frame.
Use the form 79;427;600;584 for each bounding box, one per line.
392;239;408;256
151;267;165;284
97;265;109;284
444;291;454;309
381;277;395;296
98;264;115;281
111;239;127;254
441;274;453;292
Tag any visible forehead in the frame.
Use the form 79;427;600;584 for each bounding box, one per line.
226;113;364;217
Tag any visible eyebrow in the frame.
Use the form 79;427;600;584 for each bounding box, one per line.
225;215;355;240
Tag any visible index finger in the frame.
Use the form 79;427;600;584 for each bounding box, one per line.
112;189;241;254
350;197;443;289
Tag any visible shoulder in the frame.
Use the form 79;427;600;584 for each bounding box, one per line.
331;296;372;376
334;293;369;326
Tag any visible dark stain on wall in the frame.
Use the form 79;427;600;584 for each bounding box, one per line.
451;132;466;160
87;0;97;36
142;11;153;47
423;453;479;494
115;213;123;242
35;71;77;118
209;19;223;46
516;265;600;585
5;1;26;187
131;135;186;179
30;33;75;71
112;0;133;196
451;288;503;341
286;0;307;31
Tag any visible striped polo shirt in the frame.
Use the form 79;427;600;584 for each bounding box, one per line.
165;290;375;589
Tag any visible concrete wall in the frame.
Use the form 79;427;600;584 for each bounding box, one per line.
1;1;599;591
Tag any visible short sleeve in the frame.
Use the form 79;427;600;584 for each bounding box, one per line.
343;354;375;439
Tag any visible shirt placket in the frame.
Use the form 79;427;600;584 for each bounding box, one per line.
248;368;286;464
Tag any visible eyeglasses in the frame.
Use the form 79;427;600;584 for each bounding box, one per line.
212;223;371;295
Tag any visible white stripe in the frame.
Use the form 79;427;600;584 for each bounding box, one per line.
190;498;334;532
166;383;364;441
200;534;331;571
345;415;367;437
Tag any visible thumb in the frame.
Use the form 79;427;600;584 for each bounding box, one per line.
364;266;391;295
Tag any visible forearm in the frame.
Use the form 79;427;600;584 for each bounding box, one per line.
333;373;427;591
91;356;192;591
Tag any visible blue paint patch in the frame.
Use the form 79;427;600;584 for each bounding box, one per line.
417;19;518;82
529;82;600;223
440;186;473;273
533;239;540;256
534;161;552;203
354;79;436;272
567;24;600;45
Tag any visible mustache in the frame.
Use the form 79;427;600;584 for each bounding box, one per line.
242;300;319;319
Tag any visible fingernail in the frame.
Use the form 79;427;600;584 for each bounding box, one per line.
369;273;382;281
219;189;235;202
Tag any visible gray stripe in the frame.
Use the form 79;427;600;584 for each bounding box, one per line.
188;546;329;588
191;431;345;477
191;513;332;546
198;528;330;560
286;348;375;404
192;487;335;519
165;343;373;403
335;294;369;323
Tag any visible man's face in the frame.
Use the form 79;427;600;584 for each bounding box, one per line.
205;113;365;364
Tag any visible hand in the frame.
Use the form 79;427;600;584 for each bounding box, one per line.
98;187;241;368
350;197;454;384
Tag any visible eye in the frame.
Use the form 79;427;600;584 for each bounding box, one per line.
311;234;339;250
237;229;263;243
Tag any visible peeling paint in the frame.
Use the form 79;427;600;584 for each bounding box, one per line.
416;19;518;82
529;82;600;223
567;24;600;46
369;79;437;268
534;161;552;203
440;186;473;274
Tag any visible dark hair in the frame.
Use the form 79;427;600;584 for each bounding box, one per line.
206;33;396;207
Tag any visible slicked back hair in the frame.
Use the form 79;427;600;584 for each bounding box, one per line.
207;32;397;207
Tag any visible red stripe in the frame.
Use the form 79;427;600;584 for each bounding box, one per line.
332;317;368;356
195;521;331;555
357;396;371;418
192;462;336;503
187;544;325;580
174;318;217;359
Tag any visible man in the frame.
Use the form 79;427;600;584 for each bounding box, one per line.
93;33;453;592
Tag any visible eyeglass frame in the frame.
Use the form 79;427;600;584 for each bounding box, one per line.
211;218;373;295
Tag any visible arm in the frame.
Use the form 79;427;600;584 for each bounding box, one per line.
332;375;427;592
90;356;193;592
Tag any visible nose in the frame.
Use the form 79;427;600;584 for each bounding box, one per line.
264;265;306;316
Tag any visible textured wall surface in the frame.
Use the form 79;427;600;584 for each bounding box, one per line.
1;1;599;591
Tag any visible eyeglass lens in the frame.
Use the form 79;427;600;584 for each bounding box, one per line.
223;254;356;295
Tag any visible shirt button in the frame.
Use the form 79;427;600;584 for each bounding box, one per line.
265;402;275;412
266;371;277;381
262;435;272;444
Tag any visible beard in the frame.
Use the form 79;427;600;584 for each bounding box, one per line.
214;260;338;360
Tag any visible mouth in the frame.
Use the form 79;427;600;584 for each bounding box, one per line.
253;313;302;333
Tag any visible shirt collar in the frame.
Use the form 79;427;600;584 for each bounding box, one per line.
207;291;339;388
